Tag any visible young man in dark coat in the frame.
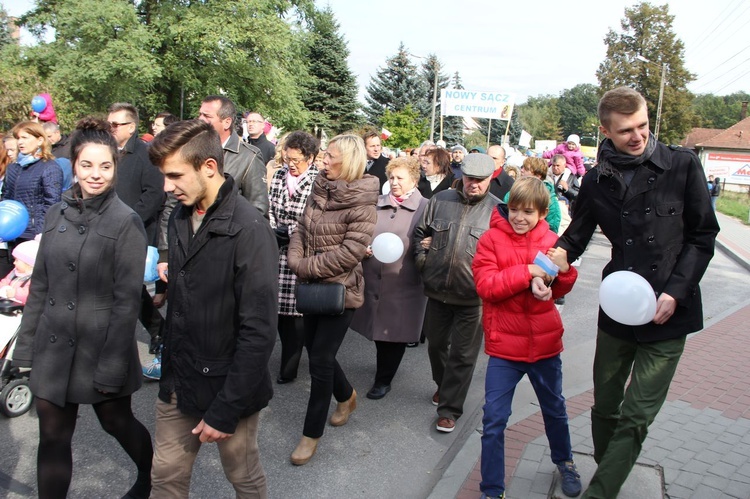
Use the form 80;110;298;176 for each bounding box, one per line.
550;87;720;498
148;120;278;497
487;144;515;201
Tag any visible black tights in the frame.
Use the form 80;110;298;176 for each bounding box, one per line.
36;396;153;499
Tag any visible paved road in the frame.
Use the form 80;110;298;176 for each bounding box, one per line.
1;232;748;498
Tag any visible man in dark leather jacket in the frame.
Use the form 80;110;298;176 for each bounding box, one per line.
414;153;499;434
551;87;719;499
148;120;278;497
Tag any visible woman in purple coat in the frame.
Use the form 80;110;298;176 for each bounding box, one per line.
351;157;429;399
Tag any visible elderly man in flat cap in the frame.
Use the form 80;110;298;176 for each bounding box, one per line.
413;153;500;433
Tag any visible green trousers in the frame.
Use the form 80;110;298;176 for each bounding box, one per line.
582;329;685;499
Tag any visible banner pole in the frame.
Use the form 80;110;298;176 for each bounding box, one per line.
487;119;491;149
440;115;444;141
503;113;512;145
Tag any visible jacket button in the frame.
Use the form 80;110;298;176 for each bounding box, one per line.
651;265;658;271
627;266;634;271
68;339;75;347
625;239;633;245
49;298;55;306
645;207;652;214
622;211;629;217
59;225;67;232
78;226;86;234
49;334;57;343
60;202;68;209
174;311;181;318
202;367;209;374
179;270;186;277
67;302;75;310
68;263;76;271
648;236;655;243
648;177;655;184
669;207;676;215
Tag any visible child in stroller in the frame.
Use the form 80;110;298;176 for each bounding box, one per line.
0;238;40;417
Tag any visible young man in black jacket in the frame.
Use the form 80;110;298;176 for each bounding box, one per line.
148;120;278;497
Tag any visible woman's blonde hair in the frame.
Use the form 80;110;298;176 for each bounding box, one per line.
328;133;366;182
12;121;54;161
508;176;549;214
386;156;421;184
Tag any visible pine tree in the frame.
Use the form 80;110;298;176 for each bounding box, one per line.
302;6;361;137
596;2;695;143
440;71;465;146
364;43;425;126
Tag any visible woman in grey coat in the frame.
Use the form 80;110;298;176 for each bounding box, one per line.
351;157;428;399
13;118;153;499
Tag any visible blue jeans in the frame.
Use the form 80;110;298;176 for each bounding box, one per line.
480;355;572;496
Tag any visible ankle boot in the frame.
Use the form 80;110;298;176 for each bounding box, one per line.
329;389;357;426
290;436;319;466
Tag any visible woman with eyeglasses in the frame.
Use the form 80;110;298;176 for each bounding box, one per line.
1;121;63;242
286;134;378;466
268;131;320;385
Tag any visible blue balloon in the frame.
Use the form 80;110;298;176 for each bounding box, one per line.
144;246;159;282
0;200;29;242
31;95;47;113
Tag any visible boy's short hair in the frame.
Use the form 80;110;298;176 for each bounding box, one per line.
149;119;224;173
598;86;647;128
508;177;549;214
522;157;549;180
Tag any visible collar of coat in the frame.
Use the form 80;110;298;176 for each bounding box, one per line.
223;131;241;154
121;131;139;155
310;173;379;211
62;184;117;219
376;190;424;212
174;174;240;237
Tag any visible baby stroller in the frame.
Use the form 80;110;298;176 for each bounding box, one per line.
0;299;33;417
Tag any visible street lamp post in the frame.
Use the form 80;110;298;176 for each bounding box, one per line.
635;55;668;141
410;53;439;142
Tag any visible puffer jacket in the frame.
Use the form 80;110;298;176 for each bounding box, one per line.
413;182;499;306
1;158;63;239
473;205;577;361
287;173;378;309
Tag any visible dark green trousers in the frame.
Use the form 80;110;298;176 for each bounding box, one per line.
582;329;685;499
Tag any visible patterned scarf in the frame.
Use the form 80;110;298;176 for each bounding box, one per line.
389;186;416;205
17;152;41;168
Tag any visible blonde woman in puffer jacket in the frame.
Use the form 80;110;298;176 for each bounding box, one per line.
287;134;378;466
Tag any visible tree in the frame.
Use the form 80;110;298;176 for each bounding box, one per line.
364;43;425;125
302;6;361;137
419;54;450;139
556;84;600;139
596;2;695;144
0;6;13;49
0;44;44;131
379;105;428;150
517;95;562;143
440;71;465;146
17;0;314;130
692;92;750;129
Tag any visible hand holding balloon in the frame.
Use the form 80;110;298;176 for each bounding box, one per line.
371;232;404;264
653;293;676;324
598;271;658;326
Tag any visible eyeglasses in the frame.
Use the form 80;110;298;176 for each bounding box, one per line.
245;119;263;125
286;156;308;166
109;122;132;129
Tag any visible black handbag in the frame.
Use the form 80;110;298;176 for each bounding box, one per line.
293;226;349;316
295;282;346;315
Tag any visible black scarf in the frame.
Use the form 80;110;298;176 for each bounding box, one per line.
595;133;657;182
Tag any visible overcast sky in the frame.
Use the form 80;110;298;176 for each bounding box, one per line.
4;0;748;105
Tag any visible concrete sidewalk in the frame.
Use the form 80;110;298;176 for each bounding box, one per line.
443;212;750;499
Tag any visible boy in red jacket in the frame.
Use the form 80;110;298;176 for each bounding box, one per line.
472;177;580;498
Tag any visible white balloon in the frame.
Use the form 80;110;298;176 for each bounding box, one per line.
599;271;657;326
371;232;404;264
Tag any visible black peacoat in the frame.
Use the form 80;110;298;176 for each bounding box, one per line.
557;141;720;342
14;186;147;407
159;175;278;434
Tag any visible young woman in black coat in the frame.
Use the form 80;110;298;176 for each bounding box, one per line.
13;118;153;499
